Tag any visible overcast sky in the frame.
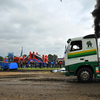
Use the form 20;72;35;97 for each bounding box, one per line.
0;0;96;58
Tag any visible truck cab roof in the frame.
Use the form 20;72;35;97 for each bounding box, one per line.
67;34;97;43
83;34;97;39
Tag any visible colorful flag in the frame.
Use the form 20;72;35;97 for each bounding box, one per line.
63;45;67;58
20;47;23;57
64;45;67;53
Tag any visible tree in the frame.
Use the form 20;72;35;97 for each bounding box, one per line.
53;54;58;61
48;54;58;61
48;54;53;61
0;56;4;61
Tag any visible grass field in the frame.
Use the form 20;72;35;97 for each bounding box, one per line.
18;67;61;70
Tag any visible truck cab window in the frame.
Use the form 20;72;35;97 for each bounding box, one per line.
70;41;82;51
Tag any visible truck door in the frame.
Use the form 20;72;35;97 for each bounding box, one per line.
83;38;98;62
67;40;84;66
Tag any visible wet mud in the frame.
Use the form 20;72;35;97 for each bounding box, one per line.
0;71;100;100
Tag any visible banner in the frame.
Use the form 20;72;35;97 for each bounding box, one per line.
8;52;13;62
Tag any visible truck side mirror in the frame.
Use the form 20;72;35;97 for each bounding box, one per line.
67;39;71;43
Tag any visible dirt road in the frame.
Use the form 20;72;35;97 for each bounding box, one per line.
0;71;100;100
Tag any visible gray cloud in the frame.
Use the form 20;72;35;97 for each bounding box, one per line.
0;0;95;57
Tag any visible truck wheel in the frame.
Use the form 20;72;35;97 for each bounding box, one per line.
77;68;93;83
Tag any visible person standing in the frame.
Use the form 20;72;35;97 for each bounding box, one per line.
55;61;58;68
39;61;42;68
34;61;37;68
59;61;62;68
20;61;23;68
30;61;33;68
46;61;49;68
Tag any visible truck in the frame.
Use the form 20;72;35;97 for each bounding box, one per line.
0;62;18;70
65;34;100;82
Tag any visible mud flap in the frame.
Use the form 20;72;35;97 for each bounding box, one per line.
65;71;70;76
95;66;100;79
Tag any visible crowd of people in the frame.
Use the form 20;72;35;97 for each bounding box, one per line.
17;60;65;68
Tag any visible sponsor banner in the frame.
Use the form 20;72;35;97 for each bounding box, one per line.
8;52;13;62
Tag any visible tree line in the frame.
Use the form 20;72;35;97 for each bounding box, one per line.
0;54;58;61
0;56;4;61
47;54;58;61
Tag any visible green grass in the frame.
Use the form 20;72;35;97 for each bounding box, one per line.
18;67;61;70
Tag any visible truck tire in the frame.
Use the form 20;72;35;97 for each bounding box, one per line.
77;68;93;83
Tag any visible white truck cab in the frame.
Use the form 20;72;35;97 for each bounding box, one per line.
65;34;100;82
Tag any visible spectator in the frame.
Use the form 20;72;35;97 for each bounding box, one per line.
62;61;65;67
46;61;49;68
30;61;33;68
59;61;62;68
51;61;53;68
34;61;37;68
39;61;42;68
17;61;19;68
48;61;51;68
23;62;25;68
55;61;58;68
20;61;23;68
42;62;45;68
26;62;29;68
52;61;55;68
